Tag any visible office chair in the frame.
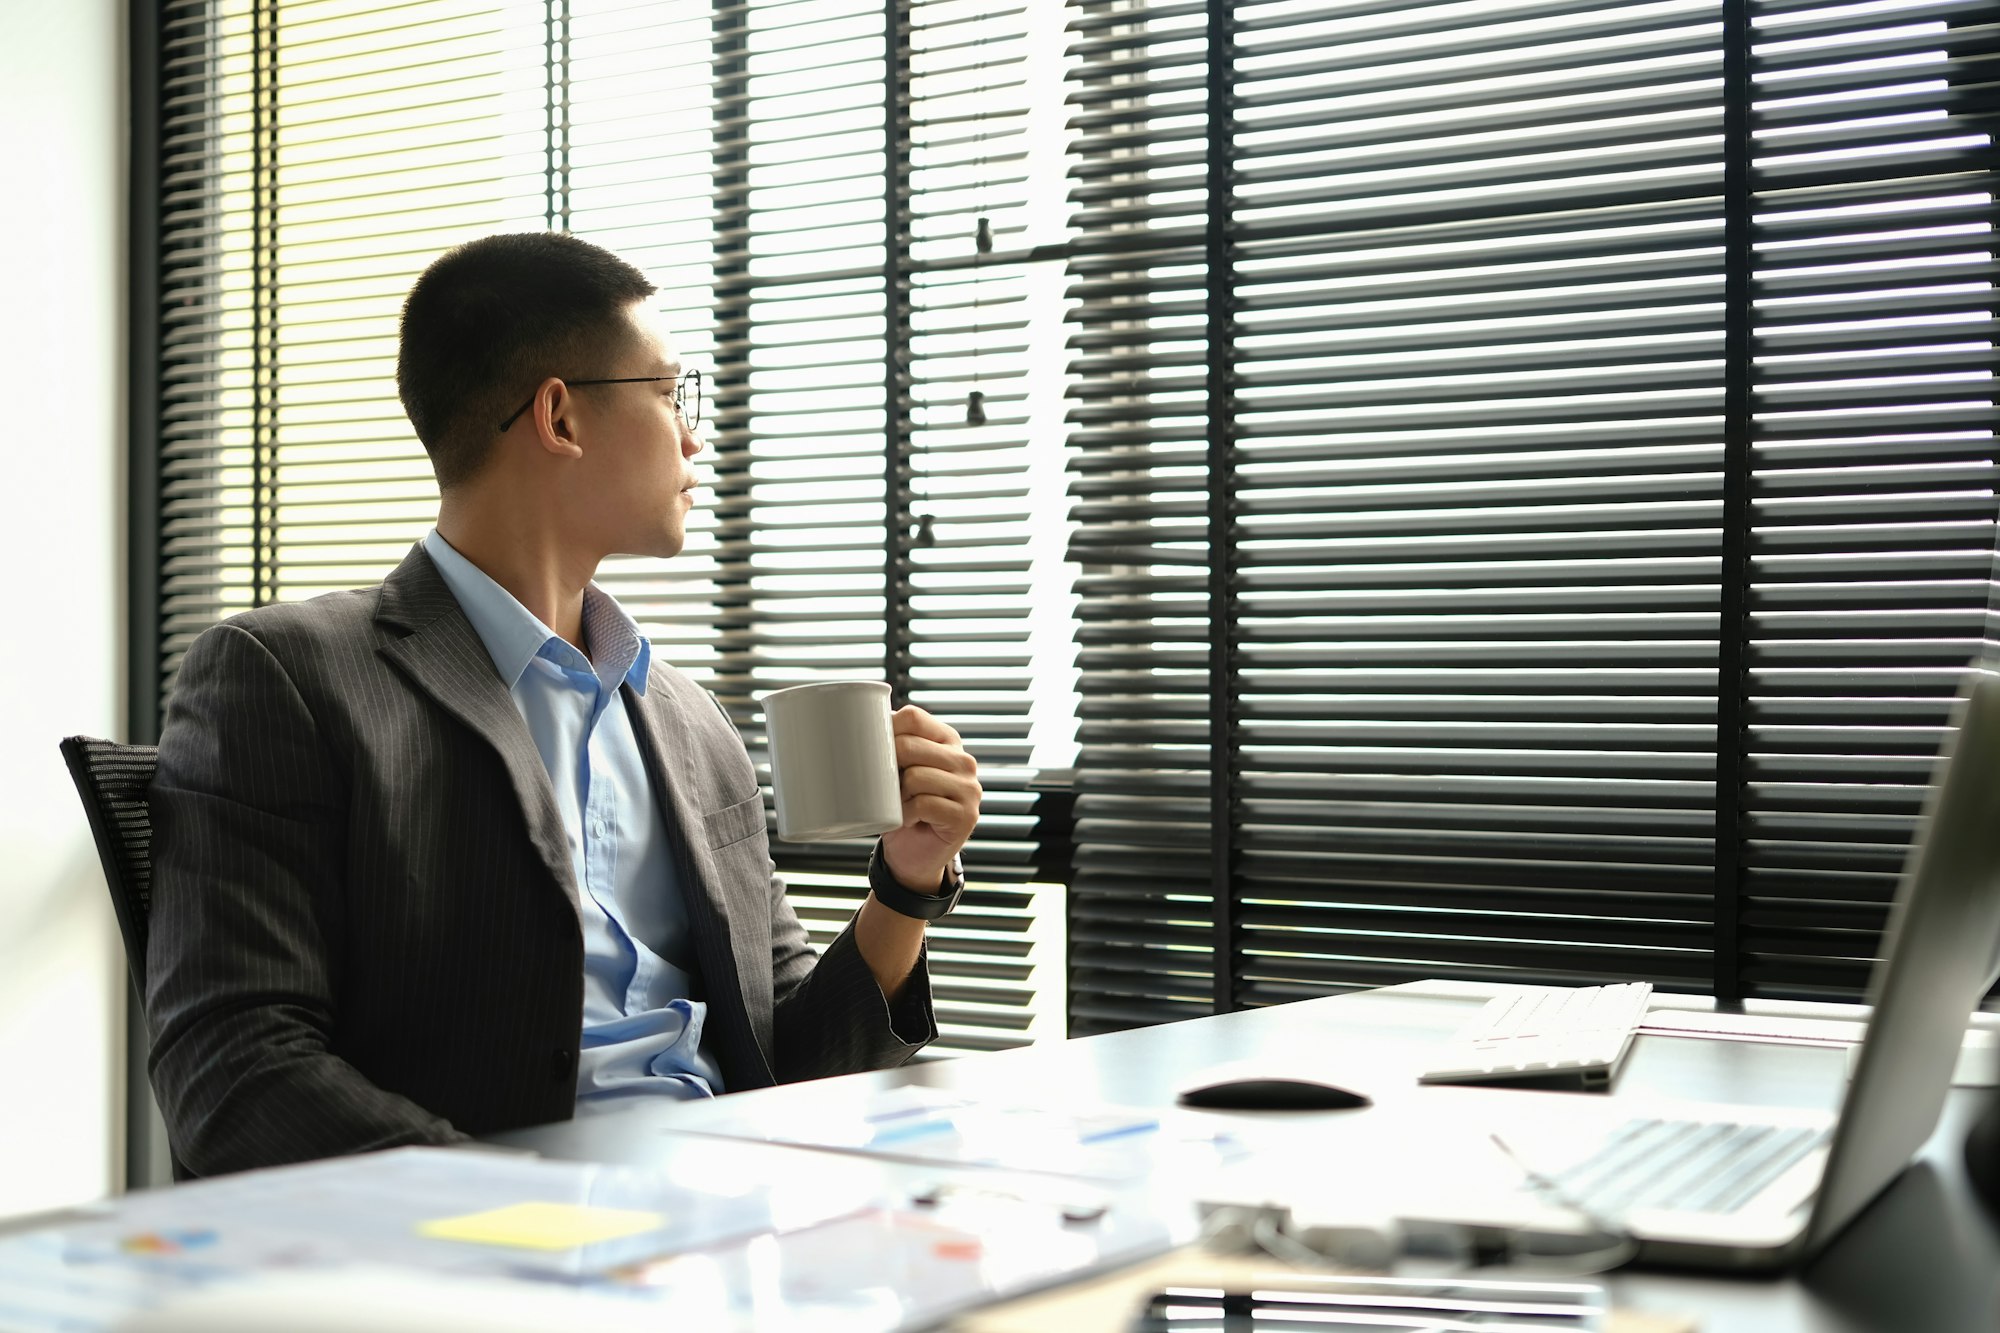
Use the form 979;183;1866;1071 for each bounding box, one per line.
59;735;190;1181
59;736;160;999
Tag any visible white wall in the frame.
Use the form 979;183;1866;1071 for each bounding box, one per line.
0;0;127;1217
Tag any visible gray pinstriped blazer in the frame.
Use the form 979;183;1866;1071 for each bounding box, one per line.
145;544;934;1177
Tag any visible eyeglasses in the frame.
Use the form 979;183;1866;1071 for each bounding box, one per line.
496;368;702;434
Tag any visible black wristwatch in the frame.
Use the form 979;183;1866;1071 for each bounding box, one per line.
867;842;965;921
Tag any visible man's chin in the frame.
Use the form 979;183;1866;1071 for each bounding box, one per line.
601;527;686;563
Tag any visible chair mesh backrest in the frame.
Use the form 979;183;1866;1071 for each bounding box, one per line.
59;736;160;996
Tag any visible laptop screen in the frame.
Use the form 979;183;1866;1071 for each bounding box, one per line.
1806;660;2000;1251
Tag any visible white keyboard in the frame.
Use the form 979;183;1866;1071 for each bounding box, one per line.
1419;982;1654;1090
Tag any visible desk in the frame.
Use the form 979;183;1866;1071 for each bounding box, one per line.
493;984;2000;1333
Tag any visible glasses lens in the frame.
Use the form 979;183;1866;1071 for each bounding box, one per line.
682;370;702;430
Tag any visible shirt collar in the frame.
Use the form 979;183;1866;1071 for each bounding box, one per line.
422;529;650;696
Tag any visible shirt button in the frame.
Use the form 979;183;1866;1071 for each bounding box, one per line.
592;819;606;839
549;1048;573;1082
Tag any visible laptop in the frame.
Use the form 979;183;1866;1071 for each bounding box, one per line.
1402;659;2000;1271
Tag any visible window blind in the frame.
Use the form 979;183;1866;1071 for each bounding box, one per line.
148;0;1056;1056
1738;0;2000;997
1063;0;1221;1030
1060;0;1999;1033
146;0;2000;1048
704;0;1051;1051
158;0;542;699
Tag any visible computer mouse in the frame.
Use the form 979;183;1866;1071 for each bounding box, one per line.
1175;1075;1372;1111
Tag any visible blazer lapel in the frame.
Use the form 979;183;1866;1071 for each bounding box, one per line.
373;545;579;915
623;678;777;1085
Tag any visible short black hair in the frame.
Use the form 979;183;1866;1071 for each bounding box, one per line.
396;232;657;488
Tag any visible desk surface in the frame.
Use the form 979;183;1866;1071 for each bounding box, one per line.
493;985;2000;1333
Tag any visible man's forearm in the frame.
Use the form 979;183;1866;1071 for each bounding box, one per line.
854;893;929;1002
860;704;980;1005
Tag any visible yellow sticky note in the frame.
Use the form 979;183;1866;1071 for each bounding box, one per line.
417;1202;664;1251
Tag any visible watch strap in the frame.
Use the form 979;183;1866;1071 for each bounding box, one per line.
867;843;965;921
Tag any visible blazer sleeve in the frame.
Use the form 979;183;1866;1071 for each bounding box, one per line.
146;621;468;1175
766;860;938;1083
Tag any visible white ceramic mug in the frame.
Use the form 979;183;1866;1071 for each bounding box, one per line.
762;680;904;843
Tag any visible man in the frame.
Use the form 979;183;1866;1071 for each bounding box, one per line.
145;232;980;1176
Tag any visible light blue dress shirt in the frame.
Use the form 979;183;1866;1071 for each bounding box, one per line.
423;530;725;1113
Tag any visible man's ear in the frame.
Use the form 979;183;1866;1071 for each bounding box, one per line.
531;377;584;461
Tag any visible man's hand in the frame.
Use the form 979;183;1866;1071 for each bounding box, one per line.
879;705;981;893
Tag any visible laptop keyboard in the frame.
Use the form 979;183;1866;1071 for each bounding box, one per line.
1548;1117;1830;1216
